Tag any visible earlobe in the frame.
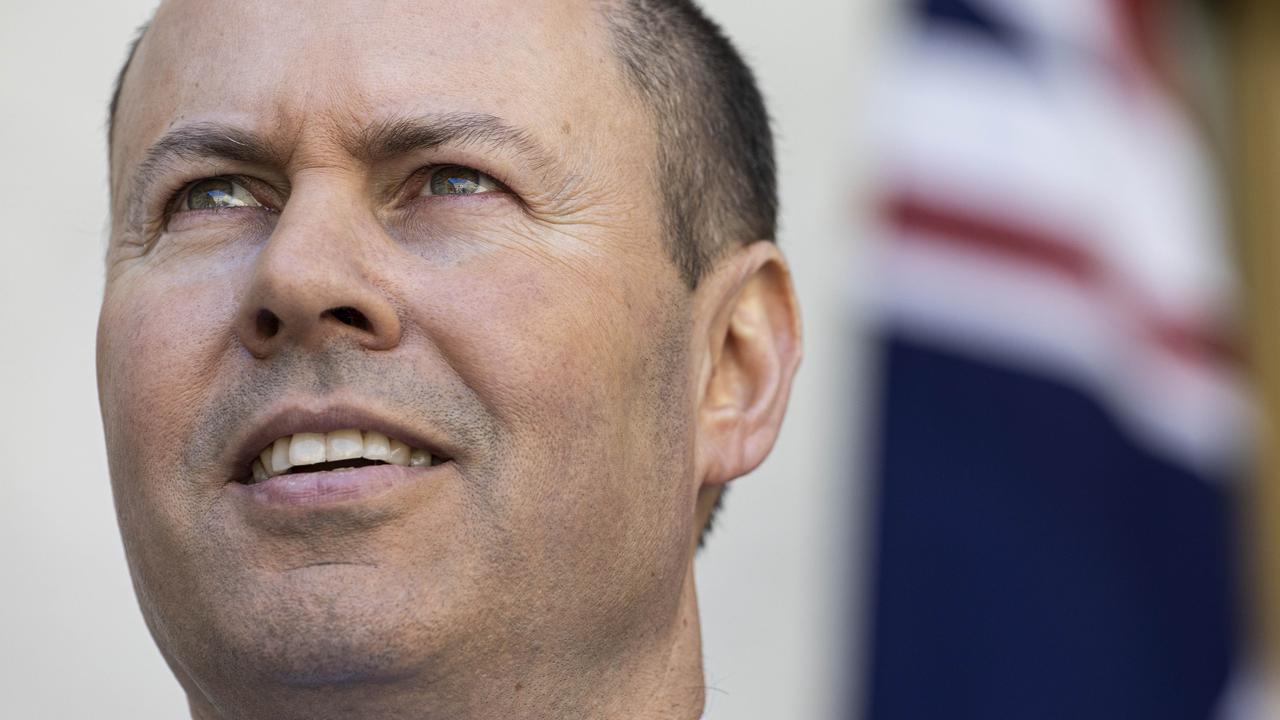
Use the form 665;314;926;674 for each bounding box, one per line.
694;242;803;488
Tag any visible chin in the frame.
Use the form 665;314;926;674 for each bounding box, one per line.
156;563;460;698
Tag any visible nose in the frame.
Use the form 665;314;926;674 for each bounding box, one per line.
234;198;402;357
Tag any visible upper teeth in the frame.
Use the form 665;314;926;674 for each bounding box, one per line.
250;429;433;482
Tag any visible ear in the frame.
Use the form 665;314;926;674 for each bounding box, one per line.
693;241;803;491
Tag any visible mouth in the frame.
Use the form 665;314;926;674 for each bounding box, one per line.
242;429;447;485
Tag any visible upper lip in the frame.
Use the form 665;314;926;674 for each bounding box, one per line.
225;398;454;481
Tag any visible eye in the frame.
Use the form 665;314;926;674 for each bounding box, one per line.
180;177;263;211
420;165;504;197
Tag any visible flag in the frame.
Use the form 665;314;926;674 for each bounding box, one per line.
862;1;1245;718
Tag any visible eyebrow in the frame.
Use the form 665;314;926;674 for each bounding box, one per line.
124;112;556;223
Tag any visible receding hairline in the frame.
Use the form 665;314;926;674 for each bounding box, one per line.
108;0;630;160
107;4;637;201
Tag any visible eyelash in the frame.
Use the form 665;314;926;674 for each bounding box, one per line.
407;165;511;199
161;164;510;226
161;175;272;224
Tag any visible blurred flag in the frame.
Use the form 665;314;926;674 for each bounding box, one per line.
862;1;1246;718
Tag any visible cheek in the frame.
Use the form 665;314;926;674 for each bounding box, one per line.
98;267;240;516
409;248;695;575
410;217;668;421
423;255;638;437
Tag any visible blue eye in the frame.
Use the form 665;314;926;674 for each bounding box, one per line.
182;177;262;211
422;165;502;196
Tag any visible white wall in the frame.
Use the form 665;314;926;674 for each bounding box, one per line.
0;2;887;717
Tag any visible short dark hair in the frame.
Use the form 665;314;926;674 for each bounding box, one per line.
107;0;776;544
604;0;775;543
107;22;147;159
605;0;777;288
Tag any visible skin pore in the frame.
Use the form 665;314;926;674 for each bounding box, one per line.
98;1;801;718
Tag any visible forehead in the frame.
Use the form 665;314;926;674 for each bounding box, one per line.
113;0;638;181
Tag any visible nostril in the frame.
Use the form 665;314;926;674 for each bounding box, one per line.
256;309;281;339
326;306;374;333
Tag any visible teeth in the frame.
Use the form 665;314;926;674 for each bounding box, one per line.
363;431;391;461
326;429;363;462
388;439;411;466
270;437;292;474
251;428;439;480
289;432;327;465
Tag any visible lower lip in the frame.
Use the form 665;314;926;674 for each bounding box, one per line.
227;463;436;507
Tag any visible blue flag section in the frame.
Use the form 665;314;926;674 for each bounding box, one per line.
866;336;1238;720
861;0;1245;717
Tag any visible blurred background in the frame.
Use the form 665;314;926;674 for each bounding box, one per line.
1;0;1276;718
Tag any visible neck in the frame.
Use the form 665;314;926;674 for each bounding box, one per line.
610;560;705;719
184;563;705;720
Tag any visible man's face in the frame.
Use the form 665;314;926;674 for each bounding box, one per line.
99;0;701;713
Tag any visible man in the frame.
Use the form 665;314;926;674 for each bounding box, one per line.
99;0;801;717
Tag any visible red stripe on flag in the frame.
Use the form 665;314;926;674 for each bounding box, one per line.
1110;0;1173;90
882;193;1238;368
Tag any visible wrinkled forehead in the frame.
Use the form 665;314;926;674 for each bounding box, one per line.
111;0;639;190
